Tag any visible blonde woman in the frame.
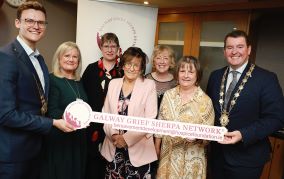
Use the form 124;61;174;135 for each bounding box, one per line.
145;45;176;109
145;45;177;178
40;42;87;179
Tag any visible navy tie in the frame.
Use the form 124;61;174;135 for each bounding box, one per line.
224;71;238;108
36;54;49;96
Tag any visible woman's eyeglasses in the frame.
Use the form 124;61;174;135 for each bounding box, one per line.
124;62;140;71
102;45;118;51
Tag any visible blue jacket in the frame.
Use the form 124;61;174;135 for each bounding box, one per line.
0;39;52;162
207;63;284;167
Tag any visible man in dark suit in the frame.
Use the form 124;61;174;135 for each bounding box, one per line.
0;2;74;179
206;30;284;179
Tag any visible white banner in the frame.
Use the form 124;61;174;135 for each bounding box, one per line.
76;0;158;73
64;100;228;142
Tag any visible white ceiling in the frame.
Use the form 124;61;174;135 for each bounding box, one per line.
95;0;248;8
64;0;248;8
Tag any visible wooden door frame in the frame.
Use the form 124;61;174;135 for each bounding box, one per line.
190;11;250;58
155;14;194;56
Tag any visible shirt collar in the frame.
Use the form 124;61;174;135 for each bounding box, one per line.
229;61;248;74
17;36;40;57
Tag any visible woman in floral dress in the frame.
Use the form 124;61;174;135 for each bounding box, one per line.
155;56;214;179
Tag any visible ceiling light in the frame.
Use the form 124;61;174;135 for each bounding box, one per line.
144;1;149;5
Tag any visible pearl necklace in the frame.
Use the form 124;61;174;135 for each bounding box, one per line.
219;64;255;127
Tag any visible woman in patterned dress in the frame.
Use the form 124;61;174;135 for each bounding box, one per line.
155;56;214;179
101;47;158;179
145;45;177;178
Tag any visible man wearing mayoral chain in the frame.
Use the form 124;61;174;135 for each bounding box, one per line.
207;30;284;179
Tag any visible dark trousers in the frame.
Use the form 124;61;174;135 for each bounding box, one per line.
0;157;40;179
211;156;264;179
85;154;106;179
150;160;158;179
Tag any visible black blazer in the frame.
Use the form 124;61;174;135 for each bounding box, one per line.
0;39;52;162
207;63;284;167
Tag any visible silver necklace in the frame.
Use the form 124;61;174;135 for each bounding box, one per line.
64;78;81;100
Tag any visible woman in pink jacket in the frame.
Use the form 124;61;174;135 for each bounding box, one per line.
100;47;158;178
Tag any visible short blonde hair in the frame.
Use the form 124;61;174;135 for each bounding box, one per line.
52;41;82;81
151;45;175;70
